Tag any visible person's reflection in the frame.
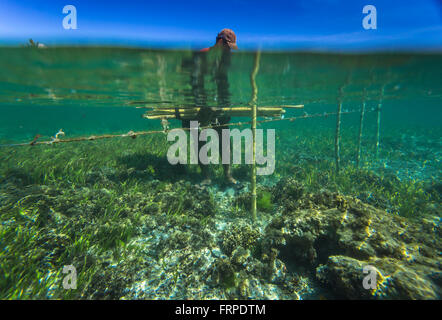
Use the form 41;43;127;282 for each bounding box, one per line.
181;29;238;185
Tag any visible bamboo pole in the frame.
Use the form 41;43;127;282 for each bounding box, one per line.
335;72;352;172
376;85;385;159
356;99;366;168
335;100;342;172
279;105;304;109
137;104;304;109
144;109;285;119
250;51;261;221
144;115;176;119
334;81;345;173
144;106;289;120
147;107;286;113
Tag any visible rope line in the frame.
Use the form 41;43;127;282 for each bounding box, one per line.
0;108;371;148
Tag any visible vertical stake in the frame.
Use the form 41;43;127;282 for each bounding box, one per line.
335;73;351;173
357;89;366;168
250;51;261;221
335;100;342;173
376;85;385;159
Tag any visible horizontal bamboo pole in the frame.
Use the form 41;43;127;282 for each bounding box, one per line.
143;110;285;120
144;106;288;119
138;104;303;110
144;115;176;119
279;105;304;109
147;107;286;112
147;109;284;116
220;107;285;112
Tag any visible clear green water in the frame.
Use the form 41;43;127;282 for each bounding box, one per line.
0;47;440;299
0;48;441;141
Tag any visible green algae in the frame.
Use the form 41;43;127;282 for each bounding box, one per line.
0;108;440;300
0;126;440;299
257;191;273;212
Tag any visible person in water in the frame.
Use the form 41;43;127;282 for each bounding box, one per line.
181;28;239;186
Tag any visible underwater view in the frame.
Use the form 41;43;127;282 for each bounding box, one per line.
0;46;440;300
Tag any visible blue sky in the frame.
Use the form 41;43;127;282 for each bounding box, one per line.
0;0;441;51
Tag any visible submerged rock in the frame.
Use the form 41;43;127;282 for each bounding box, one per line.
272;177;305;211
263;182;441;299
317;255;440;299
219;222;261;256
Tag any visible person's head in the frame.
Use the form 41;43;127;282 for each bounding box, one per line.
215;29;238;50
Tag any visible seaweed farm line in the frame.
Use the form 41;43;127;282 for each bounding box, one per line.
0;108;374;148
